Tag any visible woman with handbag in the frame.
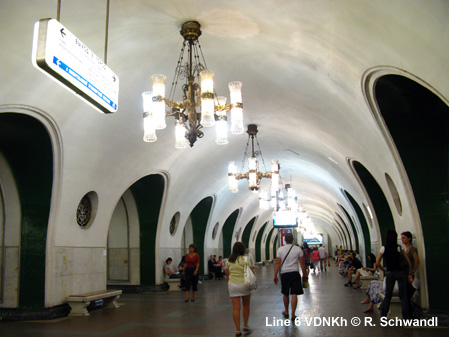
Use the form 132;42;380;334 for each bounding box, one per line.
375;230;413;319
225;242;254;336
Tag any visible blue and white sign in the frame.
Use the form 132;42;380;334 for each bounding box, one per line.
32;19;119;114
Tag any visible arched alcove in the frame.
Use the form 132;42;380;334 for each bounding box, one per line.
0;113;53;308
374;74;449;312
221;209;240;259
351;160;394;245
265;227;275;261
344;190;372;259
188;196;214;275
128;174;165;286
241;216;257;249
255;222;268;263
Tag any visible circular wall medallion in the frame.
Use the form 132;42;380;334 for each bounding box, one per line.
170;212;180;236
77;191;98;229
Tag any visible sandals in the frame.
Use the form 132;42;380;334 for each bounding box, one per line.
353;285;360;289
235;332;242;336
243;327;251;332
282;311;289;318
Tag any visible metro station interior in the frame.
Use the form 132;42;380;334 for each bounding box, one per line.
0;0;448;336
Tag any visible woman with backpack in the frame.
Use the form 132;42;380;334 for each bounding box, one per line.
375;230;413;319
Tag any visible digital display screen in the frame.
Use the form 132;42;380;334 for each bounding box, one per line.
273;211;298;228
302;233;323;245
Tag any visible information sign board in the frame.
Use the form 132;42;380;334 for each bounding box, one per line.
32;18;119;114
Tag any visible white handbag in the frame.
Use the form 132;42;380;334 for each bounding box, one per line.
244;256;257;290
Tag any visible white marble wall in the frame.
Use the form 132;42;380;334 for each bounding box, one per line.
0;246;19;308
53;246;106;306
106;247;140;285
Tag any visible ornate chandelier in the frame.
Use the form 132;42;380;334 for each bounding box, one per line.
141;21;244;148
228;124;280;193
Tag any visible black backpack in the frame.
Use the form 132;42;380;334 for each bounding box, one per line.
383;245;402;271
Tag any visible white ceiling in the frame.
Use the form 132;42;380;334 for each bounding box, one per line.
1;0;448;246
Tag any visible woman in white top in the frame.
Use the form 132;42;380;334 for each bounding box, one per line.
225;242;254;337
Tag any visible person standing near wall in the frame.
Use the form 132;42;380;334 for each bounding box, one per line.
375;230;413;319
274;234;308;321
183;244;200;302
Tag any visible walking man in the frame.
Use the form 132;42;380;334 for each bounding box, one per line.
318;244;328;271
274;234;308;321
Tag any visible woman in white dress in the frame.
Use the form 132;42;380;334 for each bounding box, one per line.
225;242;254;336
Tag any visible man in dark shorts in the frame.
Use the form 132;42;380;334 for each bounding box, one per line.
274;234;308;321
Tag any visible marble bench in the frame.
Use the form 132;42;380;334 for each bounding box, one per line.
166;278;181;291
67;289;122;316
358;269;378;289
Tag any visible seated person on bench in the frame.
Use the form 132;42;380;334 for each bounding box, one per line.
164;258;181;279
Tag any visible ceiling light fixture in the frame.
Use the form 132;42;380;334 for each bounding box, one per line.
228;124;280;193
141;21;244;148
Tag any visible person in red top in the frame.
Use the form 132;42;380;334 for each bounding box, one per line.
184;243;200;302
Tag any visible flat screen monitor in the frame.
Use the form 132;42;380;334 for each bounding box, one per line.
303;233;323;245
273;211;298;228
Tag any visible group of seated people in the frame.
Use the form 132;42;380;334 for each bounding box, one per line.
336;250;370;288
208;255;225;280
335;231;420;317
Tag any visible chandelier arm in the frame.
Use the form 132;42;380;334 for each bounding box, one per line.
240;136;251;172
168;41;187;102
255;135;269;172
196;41;208;71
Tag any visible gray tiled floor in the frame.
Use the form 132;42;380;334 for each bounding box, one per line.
1;264;447;336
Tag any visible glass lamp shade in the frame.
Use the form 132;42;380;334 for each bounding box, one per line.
151;74;167;130
200;70;214;92
215;96;228;144
259;190;270;210
215;119;228;145
151;74;166;96
288;188;297;208
142;91;153;112
248;157;257;171
200;70;215;127
229;81;244;134
228;161;238;192
249;172;257;189
143;114;157;142
153;101;166;130
271;193;278;208
175;121;187;149
200;99;215;127
271;174;279;194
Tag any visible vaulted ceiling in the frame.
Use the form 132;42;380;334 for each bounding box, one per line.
1;0;448;246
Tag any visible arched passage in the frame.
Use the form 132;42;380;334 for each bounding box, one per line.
241;216;256;249
0;113;53;308
189;196;213;275
338;204;359;253
336;213;353;250
344;190;372;259
265;227;275;261
352;161;394;244
255;222;268;263
129;174;165;286
221;209;240;259
375;74;449;312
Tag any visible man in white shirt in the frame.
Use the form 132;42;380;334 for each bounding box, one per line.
274;234;308;321
245;248;255;267
318;244;328;271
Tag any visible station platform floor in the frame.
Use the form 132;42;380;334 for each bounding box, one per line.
1;263;447;337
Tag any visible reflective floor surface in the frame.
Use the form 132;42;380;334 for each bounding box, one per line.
1;263;448;336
